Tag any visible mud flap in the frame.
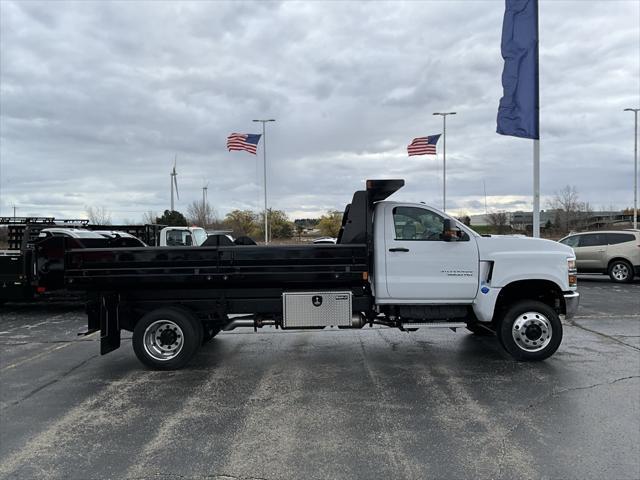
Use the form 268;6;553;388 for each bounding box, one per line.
100;292;121;355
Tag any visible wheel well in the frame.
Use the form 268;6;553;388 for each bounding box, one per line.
126;303;202;330
494;280;565;320
607;257;632;269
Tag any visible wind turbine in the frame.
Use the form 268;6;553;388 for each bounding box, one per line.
170;156;179;211
202;181;208;207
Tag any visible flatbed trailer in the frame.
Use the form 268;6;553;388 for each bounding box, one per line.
66;179;579;369
0;218;165;303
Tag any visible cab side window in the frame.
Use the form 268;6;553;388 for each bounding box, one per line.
393;207;445;241
166;230;191;246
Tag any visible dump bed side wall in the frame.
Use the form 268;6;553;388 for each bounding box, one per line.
65;244;370;291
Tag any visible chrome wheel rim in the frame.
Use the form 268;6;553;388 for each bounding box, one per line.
512;312;552;352
143;320;184;361
611;263;629;281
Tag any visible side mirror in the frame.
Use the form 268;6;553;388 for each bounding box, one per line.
442;219;459;242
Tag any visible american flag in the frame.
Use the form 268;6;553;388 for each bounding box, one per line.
407;134;441;156
227;133;262;155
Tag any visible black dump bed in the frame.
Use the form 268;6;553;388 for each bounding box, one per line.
64;244;369;291
63;179;405;294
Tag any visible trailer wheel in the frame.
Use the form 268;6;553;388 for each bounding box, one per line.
133;308;202;370
497;300;562;361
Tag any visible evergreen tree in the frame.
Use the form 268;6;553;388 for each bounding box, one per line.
156;210;188;226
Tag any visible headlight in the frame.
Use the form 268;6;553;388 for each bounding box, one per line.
568;259;577;287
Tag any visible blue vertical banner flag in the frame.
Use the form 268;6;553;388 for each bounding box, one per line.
497;0;539;140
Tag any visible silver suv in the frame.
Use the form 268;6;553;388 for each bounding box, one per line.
559;230;640;283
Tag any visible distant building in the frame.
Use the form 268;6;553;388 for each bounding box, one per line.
469;214;489;226
583;211;634;230
471;210;633;230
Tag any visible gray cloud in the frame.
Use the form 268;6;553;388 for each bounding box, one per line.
1;0;639;223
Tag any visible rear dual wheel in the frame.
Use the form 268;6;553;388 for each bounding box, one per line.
133;307;203;370
497;300;562;361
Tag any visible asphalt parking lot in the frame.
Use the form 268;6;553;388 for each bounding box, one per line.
1;277;639;480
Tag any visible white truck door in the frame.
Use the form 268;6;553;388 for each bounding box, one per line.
384;205;479;301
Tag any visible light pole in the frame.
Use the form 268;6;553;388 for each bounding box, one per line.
624;108;639;230
252;119;276;244
433;112;456;212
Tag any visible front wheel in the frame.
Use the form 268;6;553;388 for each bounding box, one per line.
608;260;634;283
133;307;202;370
497;300;562;361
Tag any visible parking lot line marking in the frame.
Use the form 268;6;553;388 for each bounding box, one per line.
0;332;97;372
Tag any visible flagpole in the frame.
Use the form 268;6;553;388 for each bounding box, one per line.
532;0;540;238
433;112;456;212
443;115;447;211
497;0;540;236
533;140;540;237
253;119;276;244
624;108;639;230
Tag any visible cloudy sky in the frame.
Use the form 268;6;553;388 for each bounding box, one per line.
1;0;639;223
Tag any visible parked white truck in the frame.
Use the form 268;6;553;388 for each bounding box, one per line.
158;226;208;246
68;179;579;369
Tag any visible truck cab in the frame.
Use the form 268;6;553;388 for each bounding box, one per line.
372;200;578;324
159;226;208;247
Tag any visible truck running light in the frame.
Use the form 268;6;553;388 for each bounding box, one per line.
362;272;369;280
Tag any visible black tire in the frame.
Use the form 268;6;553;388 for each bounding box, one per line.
466;322;494;336
202;324;221;345
497;300;562;361
132;307;202;370
608;259;634;283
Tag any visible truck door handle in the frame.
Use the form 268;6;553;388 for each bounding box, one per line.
389;247;410;252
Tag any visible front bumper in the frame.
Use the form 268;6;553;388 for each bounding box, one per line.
563;291;580;319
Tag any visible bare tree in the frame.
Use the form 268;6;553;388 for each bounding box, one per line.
86;206;112;225
487;211;509;234
548;185;592;234
187;200;219;228
456;211;471;226
142;211;158;225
